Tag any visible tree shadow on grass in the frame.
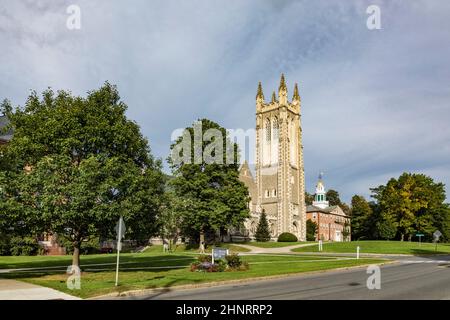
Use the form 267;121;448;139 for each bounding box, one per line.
409;247;450;257
0;254;197;280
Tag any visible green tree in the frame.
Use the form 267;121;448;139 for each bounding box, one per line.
157;191;184;251
0;83;164;265
326;189;341;206
306;219;318;241
325;189;351;215
168;119;250;251
255;210;271;242
375;213;397;240
350;195;374;240
371;173;450;241
305;192;314;206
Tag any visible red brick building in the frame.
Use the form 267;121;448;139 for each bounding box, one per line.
306;174;350;242
306;205;350;241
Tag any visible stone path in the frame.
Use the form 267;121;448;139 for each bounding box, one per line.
0;279;80;300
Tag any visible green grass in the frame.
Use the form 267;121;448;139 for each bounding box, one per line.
292;240;450;255
0;252;385;299
241;241;309;248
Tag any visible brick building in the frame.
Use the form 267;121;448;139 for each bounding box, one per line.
306;174;350;242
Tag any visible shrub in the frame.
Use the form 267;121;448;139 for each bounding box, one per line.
9;236;40;256
197;255;212;263
225;253;242;269
190;254;247;272
277;232;298;242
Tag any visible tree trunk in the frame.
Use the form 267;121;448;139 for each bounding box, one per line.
72;242;80;267
199;230;205;253
400;233;404;242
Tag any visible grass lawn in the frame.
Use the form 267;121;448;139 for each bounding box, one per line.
0;252;385;299
292;240;450;255
241;241;310;248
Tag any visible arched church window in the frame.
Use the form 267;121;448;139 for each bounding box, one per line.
265;118;271;142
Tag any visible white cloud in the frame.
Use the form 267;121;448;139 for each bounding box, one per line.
0;0;449;202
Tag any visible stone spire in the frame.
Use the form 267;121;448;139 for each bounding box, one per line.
256;81;265;102
278;73;287;92
292;83;300;101
271;91;277;103
278;73;287;105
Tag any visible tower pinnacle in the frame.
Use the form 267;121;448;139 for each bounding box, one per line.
278;74;287;105
278;73;287;92
256;82;265;101
293;83;300;101
271;91;277;103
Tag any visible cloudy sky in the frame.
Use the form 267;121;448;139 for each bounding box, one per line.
1;0;449;203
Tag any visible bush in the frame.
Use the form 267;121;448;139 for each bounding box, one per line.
190;254;248;272
225;253;249;271
197;254;212;263
9;236;40;256
225;253;242;269
277;232;298;242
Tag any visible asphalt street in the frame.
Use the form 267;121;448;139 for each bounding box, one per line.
123;255;450;300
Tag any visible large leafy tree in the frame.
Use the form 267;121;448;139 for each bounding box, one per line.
168;119;250;251
326;189;341;206
371;173;450;241
350;195;374;240
0;83;164;265
156;191;185;251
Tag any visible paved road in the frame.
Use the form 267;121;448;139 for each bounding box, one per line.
124;255;450;300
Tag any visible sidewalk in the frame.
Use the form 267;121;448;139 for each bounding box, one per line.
0;279;81;300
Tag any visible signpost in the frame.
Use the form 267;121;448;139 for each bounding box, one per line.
416;233;424;246
433;230;442;252
318;240;323;252
356;246;360;260
212;247;229;264
114;216;126;286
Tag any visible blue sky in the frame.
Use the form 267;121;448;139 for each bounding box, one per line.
1;0;449;203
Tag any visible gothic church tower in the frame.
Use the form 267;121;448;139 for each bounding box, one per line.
254;74;306;241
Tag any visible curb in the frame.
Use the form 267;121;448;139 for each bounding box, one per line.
89;259;395;300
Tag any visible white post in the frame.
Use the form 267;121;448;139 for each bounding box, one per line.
356;246;360;260
115;217;122;287
211;249;214;265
